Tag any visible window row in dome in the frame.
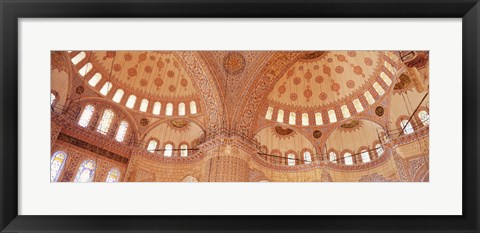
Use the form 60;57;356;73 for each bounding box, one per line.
50;151;120;182
146;140;189;157
399;110;429;135
265;145;383;166
264;73;392;125
328;144;384;166
78;105;129;142
71;53;199;117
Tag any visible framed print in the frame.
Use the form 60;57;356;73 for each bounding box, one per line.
1;0;479;232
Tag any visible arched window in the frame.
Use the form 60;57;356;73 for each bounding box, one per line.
380;72;392;85
344;152;353;165
178;102;186;116
100;82;113;96
190;101;197;114
400;119;414;135
289;112;296;125
153;102;161;115
79;62;93;77
384;61;396;74
74;159;96;182
341;105;351;118
166;103;173;116
106;168;120;182
147;140;158;153
112;89;124;103
88;73;102;87
71;52;85;65
329;151;337;163
353;99;364;112
78;105;94;127
361;150;371;163
328;110;337;123
287;153;295;166
164;144;173;157
115;120;128;142
376;144;384;156
139;99;149;112
277;109;284;123
180;144;188;157
97;109;114;135
50;151;67;182
303;151;312;164
50;92;56;106
315;112;323;125
373;82;385;95
126;95;137;109
302;113;309;126
364;91;375;105
265;107;273;120
418;110;430;125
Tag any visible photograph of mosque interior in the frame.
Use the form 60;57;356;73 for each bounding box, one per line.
50;50;429;182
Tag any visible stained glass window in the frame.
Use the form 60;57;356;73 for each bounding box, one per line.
79;62;93;77
373;82;385;96
78;105;94;127
164;144;173;157
265;107;273;120
401;120;414;135
341;105;351;118
376;144;384;156
88;73;102;87
180;144;188;157
112;89;124;103
147;140;158;153
106;168;120;182
315;112;323;125
71;52;85;65
289;112;296;125
74;159;96;182
418;110;430;125
190;101;197;114
364;91;375;105
139;99;149;112
50;93;56;106
353;99;364;112
115;120;128;142
328;110;337;123
303;151;312;164
153;102;161;115
100;82;113;95
344;152;353;165
277;109;284;123
50;151;67;182
361;150;371;163
178;102;186;116
302;113;309;126
287;153;296;166
97;109;114;135
166;103;173;116
126;95;136;109
380;72;392;85
329;151;337;163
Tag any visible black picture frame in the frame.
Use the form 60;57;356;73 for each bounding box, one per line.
1;0;479;232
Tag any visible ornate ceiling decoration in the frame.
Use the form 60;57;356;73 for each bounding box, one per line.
223;52;246;75
267;51;382;110
91;51;199;102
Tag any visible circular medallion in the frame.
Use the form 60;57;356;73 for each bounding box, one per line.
313;130;322;139
223;52;246;75
140;118;149;126
75;86;84;94
375;106;385;116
